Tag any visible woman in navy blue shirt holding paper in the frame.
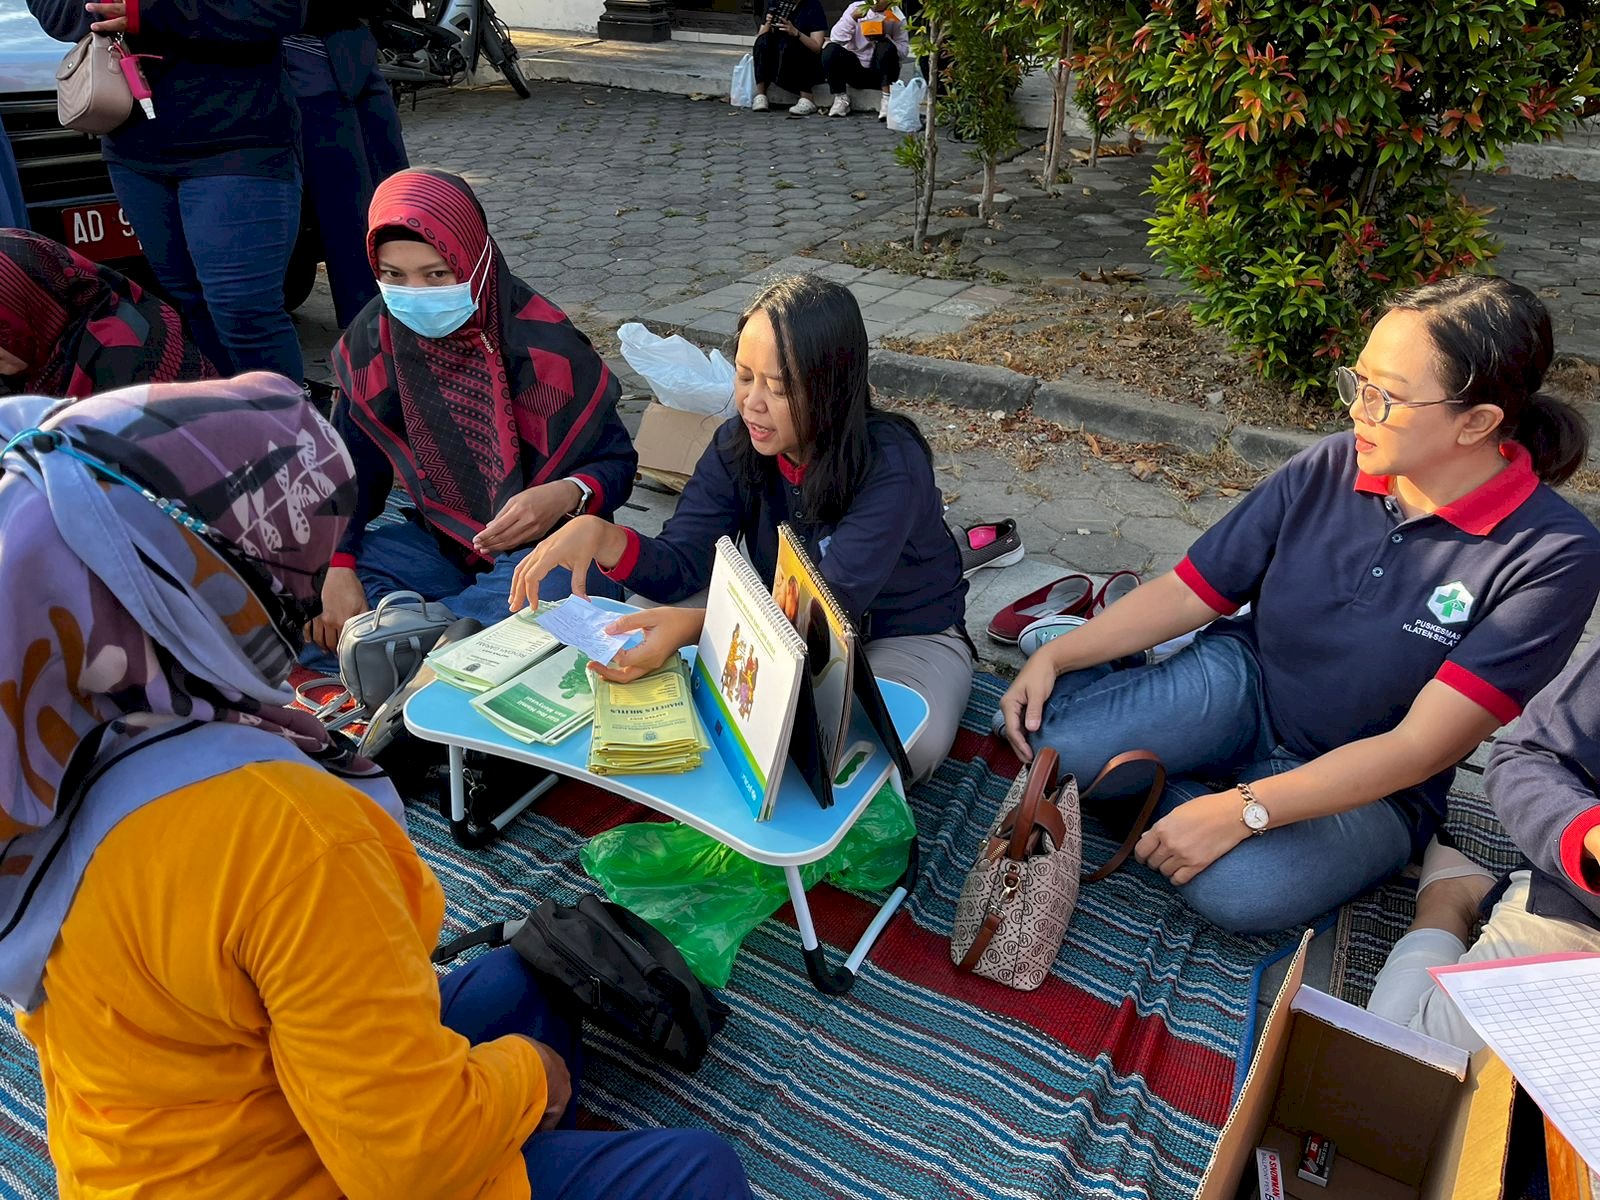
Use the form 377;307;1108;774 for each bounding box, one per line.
510;274;973;783
999;276;1600;932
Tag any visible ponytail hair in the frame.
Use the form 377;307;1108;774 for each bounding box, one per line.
1386;275;1589;485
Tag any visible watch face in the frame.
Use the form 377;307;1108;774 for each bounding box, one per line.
1243;801;1270;831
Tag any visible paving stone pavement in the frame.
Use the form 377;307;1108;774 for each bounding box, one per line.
291;80;1600;663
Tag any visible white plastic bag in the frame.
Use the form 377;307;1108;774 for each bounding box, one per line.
617;322;737;416
886;77;926;132
729;53;756;109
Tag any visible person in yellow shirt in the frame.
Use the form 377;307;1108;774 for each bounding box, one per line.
0;374;750;1200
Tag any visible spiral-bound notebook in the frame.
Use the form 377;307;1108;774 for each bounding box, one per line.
775;524;913;795
691;538;808;821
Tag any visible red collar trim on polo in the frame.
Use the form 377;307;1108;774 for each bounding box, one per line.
777;455;807;485
1353;440;1538;536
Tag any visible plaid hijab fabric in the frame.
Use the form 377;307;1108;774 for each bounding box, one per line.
0;229;216;399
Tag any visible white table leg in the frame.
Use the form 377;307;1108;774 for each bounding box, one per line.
449;744;467;822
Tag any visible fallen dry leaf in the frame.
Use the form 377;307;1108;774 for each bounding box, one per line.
1131;459;1159;481
851;191;869;200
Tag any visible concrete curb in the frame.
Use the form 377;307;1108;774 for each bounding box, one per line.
869;348;1319;468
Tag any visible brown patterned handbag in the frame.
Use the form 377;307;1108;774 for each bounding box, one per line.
950;748;1165;990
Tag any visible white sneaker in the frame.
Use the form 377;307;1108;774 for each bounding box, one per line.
790;97;818;115
752;94;770;112
877;94;889;120
828;95;851;117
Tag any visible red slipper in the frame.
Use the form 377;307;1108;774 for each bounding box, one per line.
986;574;1094;644
1092;570;1142;614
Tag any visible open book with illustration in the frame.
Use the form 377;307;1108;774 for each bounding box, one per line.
690;537;807;821
773;524;912;789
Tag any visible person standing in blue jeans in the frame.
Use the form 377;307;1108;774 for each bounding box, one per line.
999;276;1600;933
286;1;410;329
26;0;306;381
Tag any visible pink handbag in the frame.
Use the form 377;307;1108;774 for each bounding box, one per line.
950;748;1165;991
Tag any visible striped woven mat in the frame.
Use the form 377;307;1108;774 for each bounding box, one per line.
1;673;1300;1200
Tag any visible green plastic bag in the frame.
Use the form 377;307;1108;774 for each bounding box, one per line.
579;780;916;987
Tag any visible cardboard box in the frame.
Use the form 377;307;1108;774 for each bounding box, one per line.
635;401;725;492
1199;931;1517;1200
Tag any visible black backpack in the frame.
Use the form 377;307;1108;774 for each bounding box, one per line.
432;896;728;1072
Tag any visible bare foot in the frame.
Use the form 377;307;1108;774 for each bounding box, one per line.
1411;872;1495;945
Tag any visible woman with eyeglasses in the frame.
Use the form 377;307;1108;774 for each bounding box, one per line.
998;275;1600;933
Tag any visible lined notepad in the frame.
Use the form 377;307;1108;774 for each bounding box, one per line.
1431;953;1600;1169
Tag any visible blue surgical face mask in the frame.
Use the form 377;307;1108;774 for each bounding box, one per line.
378;240;491;339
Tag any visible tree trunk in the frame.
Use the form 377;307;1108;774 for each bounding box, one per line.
1090;121;1102;168
979;154;997;221
914;42;940;251
1043;26;1074;195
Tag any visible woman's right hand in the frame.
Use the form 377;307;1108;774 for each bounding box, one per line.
508;515;626;611
998;651;1061;763
310;567;370;652
521;1037;574;1133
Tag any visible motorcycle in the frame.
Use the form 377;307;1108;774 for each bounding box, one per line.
368;0;531;100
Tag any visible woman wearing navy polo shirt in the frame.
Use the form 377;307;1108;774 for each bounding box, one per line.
1000;276;1600;933
509;274;973;783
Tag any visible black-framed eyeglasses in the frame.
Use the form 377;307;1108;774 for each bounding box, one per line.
1334;366;1456;425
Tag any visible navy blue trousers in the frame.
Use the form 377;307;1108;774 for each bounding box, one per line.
440;948;752;1199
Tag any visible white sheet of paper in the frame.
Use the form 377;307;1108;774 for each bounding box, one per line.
1430;953;1600;1169
532;595;643;665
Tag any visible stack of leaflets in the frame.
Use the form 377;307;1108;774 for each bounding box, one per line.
588;660;710;775
427;604;559;692
470;646;597;745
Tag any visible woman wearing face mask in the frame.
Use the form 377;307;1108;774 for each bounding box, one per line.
311;170;638;654
996;276;1600;934
508;274;974;785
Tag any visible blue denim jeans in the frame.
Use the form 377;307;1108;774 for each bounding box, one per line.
1030;633;1414;933
353;514;626;625
107;167;304;380
440;948;752;1199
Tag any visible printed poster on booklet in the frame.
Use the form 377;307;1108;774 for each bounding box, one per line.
773;525;854;773
691;538;806;821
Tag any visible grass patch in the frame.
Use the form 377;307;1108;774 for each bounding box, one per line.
840;238;985;282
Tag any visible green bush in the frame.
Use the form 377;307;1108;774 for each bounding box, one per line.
1079;1;1596;391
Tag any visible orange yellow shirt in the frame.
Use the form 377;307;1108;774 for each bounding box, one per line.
18;760;546;1199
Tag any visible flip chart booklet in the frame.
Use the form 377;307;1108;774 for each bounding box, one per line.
691;537;807;821
774;523;913;789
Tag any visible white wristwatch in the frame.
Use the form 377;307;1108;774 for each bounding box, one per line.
1238;781;1269;836
564;476;593;517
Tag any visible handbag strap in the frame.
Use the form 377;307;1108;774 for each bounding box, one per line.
1001;747;1061;862
1079;749;1166;883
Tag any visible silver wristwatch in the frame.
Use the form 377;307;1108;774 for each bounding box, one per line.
1238;781;1269;836
564;476;593;517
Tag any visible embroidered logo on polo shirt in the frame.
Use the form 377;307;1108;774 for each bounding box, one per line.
1426;581;1475;625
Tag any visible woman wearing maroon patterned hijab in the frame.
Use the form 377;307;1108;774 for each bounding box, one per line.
0;229;215;399
311;170;637;652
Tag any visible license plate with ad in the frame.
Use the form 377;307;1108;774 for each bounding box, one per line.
59;201;143;263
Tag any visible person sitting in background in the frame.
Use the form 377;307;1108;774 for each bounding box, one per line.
997;276;1600;933
0;373;751;1200
751;0;829;115
0;229;214;398
1366;636;1600;1049
508;274;974;785
822;0;910;119
311;169;637;655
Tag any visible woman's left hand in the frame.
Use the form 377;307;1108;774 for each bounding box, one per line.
588;607;706;684
474;481;581;556
1134;789;1252;886
777;18;799;35
85;2;128;33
